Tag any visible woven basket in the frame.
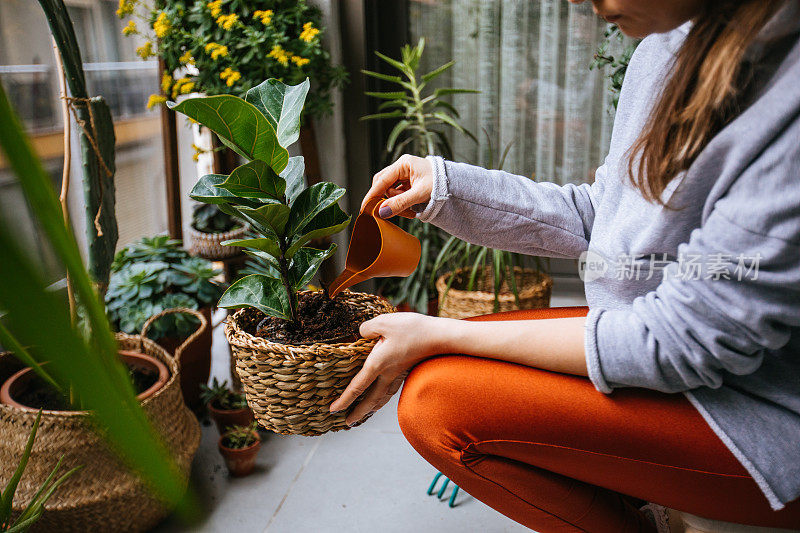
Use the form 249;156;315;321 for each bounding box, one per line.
0;316;202;532
226;290;394;436
436;267;553;319
188;223;248;260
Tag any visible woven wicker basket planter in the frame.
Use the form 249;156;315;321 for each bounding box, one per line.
226;290;394;436
188;224;248;260
436;267;553;319
0;334;200;533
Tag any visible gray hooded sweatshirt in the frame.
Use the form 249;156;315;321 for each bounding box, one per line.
417;3;800;510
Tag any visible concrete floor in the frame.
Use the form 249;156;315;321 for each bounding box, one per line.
154;278;587;533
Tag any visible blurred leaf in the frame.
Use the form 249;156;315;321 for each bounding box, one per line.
245;78;309;148
223;238;281;261
421;60;454;82
361;69;402;83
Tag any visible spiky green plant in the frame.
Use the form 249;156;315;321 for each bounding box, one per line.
362;39;477;313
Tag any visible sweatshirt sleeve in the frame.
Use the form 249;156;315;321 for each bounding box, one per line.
585;126;800;394
417;155;605;259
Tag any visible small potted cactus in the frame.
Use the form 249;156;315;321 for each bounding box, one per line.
199;378;253;434
218;422;261;477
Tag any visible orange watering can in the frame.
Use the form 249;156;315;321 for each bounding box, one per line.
327;197;421;298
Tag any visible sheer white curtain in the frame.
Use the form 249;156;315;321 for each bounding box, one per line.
410;0;620;185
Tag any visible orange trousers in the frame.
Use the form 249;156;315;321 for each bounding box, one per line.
397;307;800;532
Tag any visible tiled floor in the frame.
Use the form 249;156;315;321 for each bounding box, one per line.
154;278;587;532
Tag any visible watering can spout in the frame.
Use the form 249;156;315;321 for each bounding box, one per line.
327;198;421;298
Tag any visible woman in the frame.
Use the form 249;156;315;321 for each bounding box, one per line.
331;0;800;530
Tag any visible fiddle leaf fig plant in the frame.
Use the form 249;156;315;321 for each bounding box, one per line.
170;78;351;325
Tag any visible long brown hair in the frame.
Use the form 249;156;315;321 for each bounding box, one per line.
628;0;784;205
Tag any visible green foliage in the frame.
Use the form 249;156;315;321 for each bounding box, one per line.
0;76;194;518
105;237;224;340
432;133;547;311
191;203;240;234
221;421;260;449
119;0;347;119
362;38;477;160
590;24;640;111
362;39;477;312
1;411;82;533
174;78;351;324
199;378;248;410
38;0;118;289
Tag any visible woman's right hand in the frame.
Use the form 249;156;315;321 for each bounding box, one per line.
361;154;433;219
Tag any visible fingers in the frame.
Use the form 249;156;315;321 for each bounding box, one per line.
361;157;409;212
329;361;379;414
379;188;428;219
345;375;392;426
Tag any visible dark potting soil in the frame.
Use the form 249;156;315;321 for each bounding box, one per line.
242;292;366;345
15;366;158;411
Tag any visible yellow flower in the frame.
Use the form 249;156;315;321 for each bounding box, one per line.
122;20;137;36
299;22;320;43
153;11;170;38
191;143;205;162
220;67;241;87
136;41;154;59
171;77;194;99
179;50;195;65
268;45;290;67
161;72;173;93
291;55;310;67
204;42;228;60
207;0;223;18
147;94;167;109
253;9;273;25
117;0;134;18
216;13;238;31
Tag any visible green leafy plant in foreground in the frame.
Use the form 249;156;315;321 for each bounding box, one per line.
1;411;82;533
0;81;193;516
169;78;350;324
362;38;477;313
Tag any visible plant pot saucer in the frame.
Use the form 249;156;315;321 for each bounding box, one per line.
0;350;170;413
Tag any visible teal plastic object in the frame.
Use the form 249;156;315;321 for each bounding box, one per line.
427;472;460;508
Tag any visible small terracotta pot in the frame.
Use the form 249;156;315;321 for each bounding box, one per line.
218;433;261;477
155;307;213;409
0;350;170;411
207;400;254;434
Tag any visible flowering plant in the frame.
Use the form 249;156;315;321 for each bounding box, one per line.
118;0;346;118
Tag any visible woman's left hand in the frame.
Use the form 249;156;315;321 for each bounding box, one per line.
329;312;451;426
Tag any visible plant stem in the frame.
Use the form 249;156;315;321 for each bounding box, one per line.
408;71;435;156
277;238;298;325
52;37;76;325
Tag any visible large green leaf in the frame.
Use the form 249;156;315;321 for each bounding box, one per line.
245;78;309;148
223;237;282;261
218;275;290;320
289;244;336;290
286;202;351;258
281;156;306;204
189;174;239;205
218;160;285;200
237;203;290;237
286;182;346;237
0;82;193;516
168;96;288;172
243;251;281;279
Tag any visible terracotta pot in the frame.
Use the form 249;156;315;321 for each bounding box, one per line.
207;400;254;434
0;350;170;410
218;432;261;477
155;307;213;409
